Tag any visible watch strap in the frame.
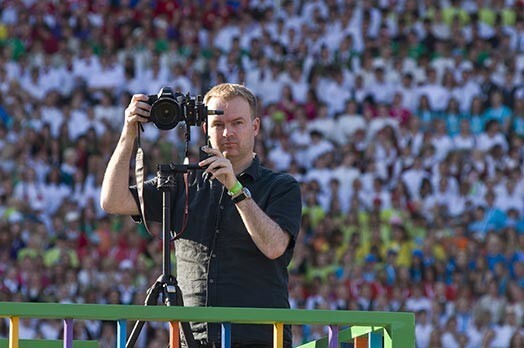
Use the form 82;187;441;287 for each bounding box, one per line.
232;187;251;204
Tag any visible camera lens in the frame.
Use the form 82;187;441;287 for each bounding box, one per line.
151;99;182;130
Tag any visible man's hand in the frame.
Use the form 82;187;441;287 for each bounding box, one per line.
123;94;151;138
198;146;238;190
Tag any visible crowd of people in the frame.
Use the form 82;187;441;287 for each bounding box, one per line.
1;0;524;347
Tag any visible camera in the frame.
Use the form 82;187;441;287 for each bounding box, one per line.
147;87;221;130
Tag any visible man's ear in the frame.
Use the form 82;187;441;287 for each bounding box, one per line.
202;122;207;134
253;117;260;136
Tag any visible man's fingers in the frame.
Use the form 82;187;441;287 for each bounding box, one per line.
199;155;218;167
131;105;150;117
131;94;149;102
201;156;236;187
136;100;152;111
210;167;229;180
202;146;223;157
205;160;224;173
205;159;234;176
127;95;151;113
126;114;149;125
125;96;152;126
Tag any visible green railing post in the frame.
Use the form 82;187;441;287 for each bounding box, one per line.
390;317;415;348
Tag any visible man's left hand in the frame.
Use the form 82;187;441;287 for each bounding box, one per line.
199;146;237;190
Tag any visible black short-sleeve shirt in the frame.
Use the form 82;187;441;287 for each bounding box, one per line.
130;156;302;345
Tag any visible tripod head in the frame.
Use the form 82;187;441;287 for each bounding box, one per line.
156;163;202;191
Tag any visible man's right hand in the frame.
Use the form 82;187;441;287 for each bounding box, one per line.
123;94;151;138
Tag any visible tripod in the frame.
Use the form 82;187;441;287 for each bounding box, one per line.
126;164;200;348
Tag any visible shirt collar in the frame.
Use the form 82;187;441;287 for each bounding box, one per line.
238;154;260;181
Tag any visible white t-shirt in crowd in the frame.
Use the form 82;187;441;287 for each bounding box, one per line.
452;133;476;152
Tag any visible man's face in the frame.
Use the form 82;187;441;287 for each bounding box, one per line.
205;96;260;162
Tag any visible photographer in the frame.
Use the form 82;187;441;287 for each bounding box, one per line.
100;83;302;347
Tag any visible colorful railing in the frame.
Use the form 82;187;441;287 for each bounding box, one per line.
0;302;414;347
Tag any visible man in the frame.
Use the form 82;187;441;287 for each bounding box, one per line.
100;83;302;347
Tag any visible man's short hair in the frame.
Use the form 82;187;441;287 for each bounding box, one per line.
204;83;258;119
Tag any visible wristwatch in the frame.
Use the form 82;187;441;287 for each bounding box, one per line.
232;187;252;204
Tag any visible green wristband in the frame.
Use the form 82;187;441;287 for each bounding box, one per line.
227;181;243;196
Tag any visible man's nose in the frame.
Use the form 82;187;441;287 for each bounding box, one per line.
222;125;233;137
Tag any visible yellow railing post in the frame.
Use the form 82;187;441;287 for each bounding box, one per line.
8;317;19;348
273;322;284;348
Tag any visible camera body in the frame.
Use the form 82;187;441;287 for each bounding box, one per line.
147;87;207;130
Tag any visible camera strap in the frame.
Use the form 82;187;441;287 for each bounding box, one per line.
135;129;154;239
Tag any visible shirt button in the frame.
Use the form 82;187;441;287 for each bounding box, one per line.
212;253;216;258
209;279;214;283
219;205;224;210
215;229;220;234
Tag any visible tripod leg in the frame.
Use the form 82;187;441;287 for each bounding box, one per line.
163;282;198;348
126;277;198;348
126;321;146;348
126;281;163;348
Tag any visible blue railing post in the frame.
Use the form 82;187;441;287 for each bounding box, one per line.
221;322;231;348
369;332;382;348
117;320;127;348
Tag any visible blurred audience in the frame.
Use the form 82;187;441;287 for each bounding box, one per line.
1;1;524;347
